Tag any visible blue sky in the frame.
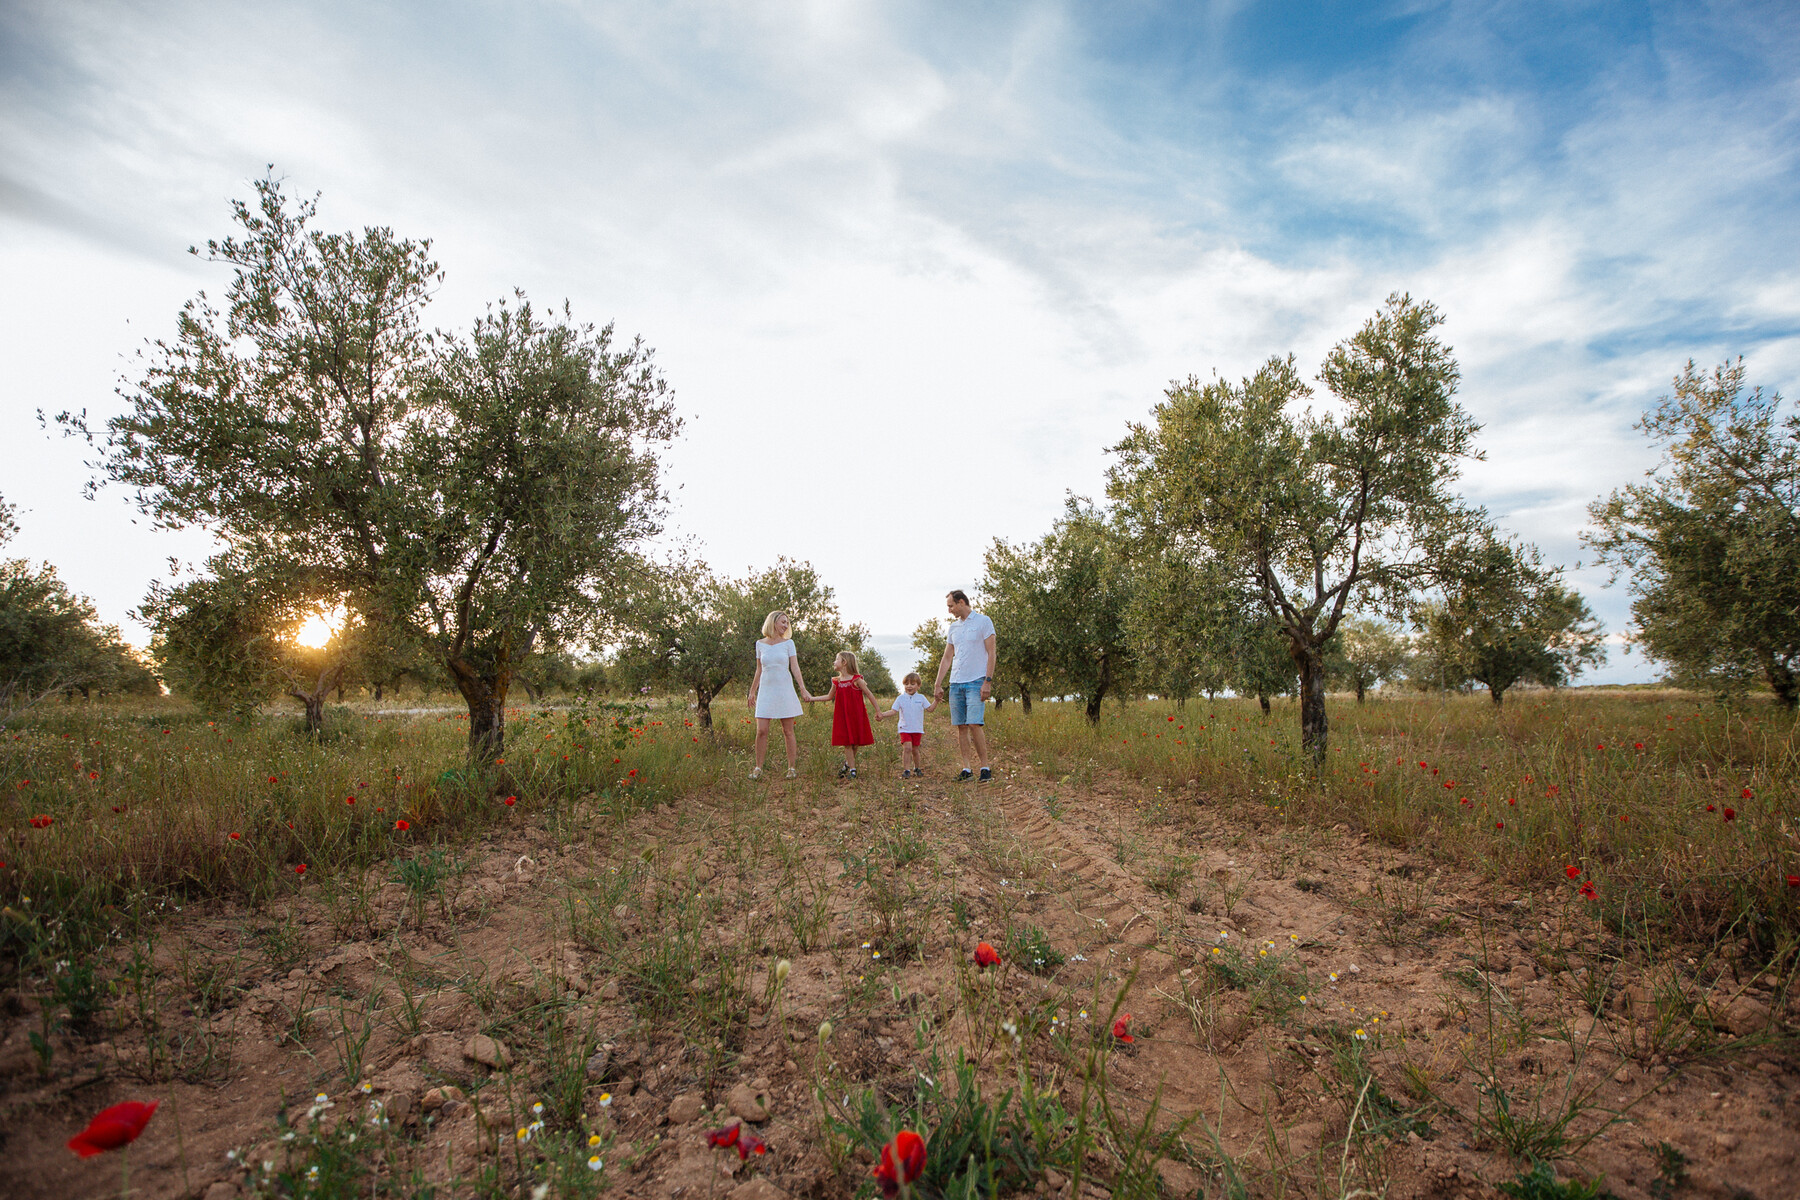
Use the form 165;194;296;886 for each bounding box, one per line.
2;0;1796;685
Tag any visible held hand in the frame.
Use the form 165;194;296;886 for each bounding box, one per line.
933;686;945;701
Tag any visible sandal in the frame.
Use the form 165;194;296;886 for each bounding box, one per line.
749;767;763;781
785;768;797;779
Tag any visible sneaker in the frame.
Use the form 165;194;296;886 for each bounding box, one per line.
837;761;850;779
848;768;858;779
785;768;798;779
978;767;992;783
957;768;973;782
749;767;762;781
901;769;912;779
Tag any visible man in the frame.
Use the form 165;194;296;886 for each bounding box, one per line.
932;589;997;782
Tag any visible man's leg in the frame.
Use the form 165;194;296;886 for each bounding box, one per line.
956;723;975;773
968;723;990;772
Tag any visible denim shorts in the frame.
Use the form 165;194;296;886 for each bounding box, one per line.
949;678;987;726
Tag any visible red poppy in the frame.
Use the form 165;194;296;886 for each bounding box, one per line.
1724;808;1736;822
504;796;517;807
1113;1014;1134;1042
1788;875;1800;888
1495;821;1504;831
1741;787;1754;799
1595;743;1604;751
495;758;505;765
295;864;307;876
707;1122;743;1150
394;819;410;831
1564;865;1580;879
1707;804;1716;812
1579;880;1598;900
974;942;1000;968
346;796;356;805
1634;742;1644;749
88;771;99;780
268;776;277;783
1167;715;1175;722
628;768;638;777
735;1128;767;1159
874;1130;926;1198
229;832;241;841
1418;761;1427;769
67;1100;158;1157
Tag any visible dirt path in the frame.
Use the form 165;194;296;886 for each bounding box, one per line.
3;746;1794;1199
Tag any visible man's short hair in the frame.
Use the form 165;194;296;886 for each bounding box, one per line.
947;589;969;605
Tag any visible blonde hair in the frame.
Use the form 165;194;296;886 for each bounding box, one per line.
835;650;858;674
761;611;789;638
903;672;922;686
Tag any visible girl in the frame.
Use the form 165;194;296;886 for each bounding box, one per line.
747;611;821;780
827;650;879;778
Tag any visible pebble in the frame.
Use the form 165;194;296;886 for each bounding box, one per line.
463;1035;510;1069
727;1082;771;1123
667;1093;705;1125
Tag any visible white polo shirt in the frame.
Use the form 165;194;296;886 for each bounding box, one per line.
946;611;996;684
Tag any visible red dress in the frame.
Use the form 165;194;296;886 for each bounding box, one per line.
830;675;874;747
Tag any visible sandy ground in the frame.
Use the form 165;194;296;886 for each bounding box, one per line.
3;747;1795;1199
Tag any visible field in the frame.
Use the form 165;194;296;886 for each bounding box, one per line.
1;688;1795;1200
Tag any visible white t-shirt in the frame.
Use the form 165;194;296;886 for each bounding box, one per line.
890;691;930;733
946;611;996;684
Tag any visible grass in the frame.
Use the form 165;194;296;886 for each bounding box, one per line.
3;684;1794;1198
995;689;1800;950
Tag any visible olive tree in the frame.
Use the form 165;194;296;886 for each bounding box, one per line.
62;178;678;756
1324;618;1411;703
0;495;152;719
1587;359;1798;708
1414;534;1604;706
976;538;1062;714
980;499;1133;724
1109;295;1483;761
140;558;358;727
616;558;876;727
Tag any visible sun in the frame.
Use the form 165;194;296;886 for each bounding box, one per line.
292;606;345;649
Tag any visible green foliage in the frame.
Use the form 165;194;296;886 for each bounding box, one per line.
0;499;150;717
1587;358;1799;708
616;556;885;722
140;558;357;729
1004;924;1065;974
61;176;681;758
1110;294;1484;760
1324;617;1411;702
1415;532;1605;706
0;560;146;716
911;618;947;683
979;498;1133;723
829;1046;1077;1200
1496;1161;1615;1200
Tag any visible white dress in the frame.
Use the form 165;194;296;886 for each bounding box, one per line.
753;639;803;719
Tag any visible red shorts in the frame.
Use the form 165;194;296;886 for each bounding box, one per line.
899;732;922;746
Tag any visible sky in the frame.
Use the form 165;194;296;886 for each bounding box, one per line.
2;0;1797;686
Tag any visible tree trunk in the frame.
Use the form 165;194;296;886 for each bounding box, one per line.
1291;640;1328;765
1019;686;1033;716
296;693;325;736
373;680;384;701
1084;654;1112;724
447;657;510;760
1761;651;1797;710
1258;693;1271;716
695;687;714;729
1489;683;1506;707
1354;680;1366;704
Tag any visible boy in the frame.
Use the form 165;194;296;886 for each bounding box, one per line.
877;672;936;778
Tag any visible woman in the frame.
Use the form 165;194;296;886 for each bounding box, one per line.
746;610;820;780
